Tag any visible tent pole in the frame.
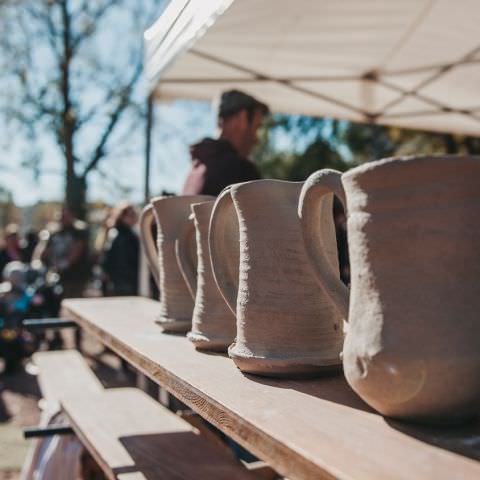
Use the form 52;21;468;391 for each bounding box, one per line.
140;93;154;298
144;93;154;203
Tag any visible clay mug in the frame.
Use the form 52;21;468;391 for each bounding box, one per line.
176;200;236;352
299;156;480;423
140;195;212;333
209;179;344;377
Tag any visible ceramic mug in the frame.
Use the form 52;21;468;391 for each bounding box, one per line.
176;200;236;352
209;179;344;377
299;156;480;422
140;195;212;332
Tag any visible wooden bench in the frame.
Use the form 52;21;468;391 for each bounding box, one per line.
33;350;260;480
62;297;480;480
33;350;104;410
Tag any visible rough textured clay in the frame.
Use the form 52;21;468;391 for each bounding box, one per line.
209;179;343;377
176;201;236;352
139;195;212;333
299;156;480;423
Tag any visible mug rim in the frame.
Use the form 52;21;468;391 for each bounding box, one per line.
343;154;480;181
149;194;213;205
229;178;304;195
191;199;216;210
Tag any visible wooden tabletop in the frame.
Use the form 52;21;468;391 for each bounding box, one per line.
63;297;480;480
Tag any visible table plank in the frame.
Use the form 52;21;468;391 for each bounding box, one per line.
63;297;480;480
34;350;104;409
62;388;257;480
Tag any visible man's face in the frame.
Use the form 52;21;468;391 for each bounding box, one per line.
239;108;265;155
247;109;265;147
122;207;138;227
219;107;266;157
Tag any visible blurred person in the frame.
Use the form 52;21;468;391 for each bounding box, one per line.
89;207;112;295
93;207;113;261
182;89;270;196
34;207;89;298
102;202;139;296
0;224;22;274
20;229;39;263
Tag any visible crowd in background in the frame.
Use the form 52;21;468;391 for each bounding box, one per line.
0;89;351;304
0;202;141;303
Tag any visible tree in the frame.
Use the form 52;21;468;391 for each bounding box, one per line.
0;0;162;218
253;115;351;180
254;113;480;182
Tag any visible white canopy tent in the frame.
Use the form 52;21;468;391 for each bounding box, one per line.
140;1;480;296
145;0;480;135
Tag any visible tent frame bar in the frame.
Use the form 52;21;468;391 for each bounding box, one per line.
154;45;480;125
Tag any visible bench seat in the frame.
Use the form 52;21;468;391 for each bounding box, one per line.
34;350;257;480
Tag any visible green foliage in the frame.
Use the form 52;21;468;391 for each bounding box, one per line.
254;113;480;181
253;114;352;180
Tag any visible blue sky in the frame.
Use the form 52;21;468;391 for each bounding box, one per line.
1;98;216;205
0;0;322;208
0;0;221;207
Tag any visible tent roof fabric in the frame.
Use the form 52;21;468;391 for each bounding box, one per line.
145;0;480;135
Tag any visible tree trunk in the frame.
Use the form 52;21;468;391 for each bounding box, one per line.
65;173;87;220
60;0;86;219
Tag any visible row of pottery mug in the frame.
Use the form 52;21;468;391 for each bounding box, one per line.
176;200;237;351
139;155;480;424
299;155;480;423
139;195;236;349
139;186;344;371
139;195;212;332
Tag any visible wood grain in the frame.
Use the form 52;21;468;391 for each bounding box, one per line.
63;297;480;480
62;388;257;480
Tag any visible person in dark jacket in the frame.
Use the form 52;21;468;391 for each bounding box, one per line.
182;90;270;196
102;202;139;296
0;224;21;276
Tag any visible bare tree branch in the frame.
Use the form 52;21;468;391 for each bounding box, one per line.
0;0;162;217
71;0;122;53
82;60;143;176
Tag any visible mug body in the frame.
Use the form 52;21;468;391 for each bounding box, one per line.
227;180;344;377
152;195;211;332
343;155;480;421
187;201;236;351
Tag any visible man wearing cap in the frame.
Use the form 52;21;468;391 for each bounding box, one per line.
182;90;270;196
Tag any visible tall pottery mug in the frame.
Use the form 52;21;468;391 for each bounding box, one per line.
209;179;344;377
140;195;212;333
299;156;480;423
176;200;236;352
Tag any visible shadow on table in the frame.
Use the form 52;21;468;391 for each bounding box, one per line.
87;352;136;389
197;349;370;411
244;369;372;412
243;370;480;462
386;417;480;461
117;432;248;480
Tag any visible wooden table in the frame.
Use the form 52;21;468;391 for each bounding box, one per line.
63;297;480;480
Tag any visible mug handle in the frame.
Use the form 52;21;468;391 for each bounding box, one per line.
175;214;197;299
298;169;350;320
139;204;160;287
208;187;239;315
